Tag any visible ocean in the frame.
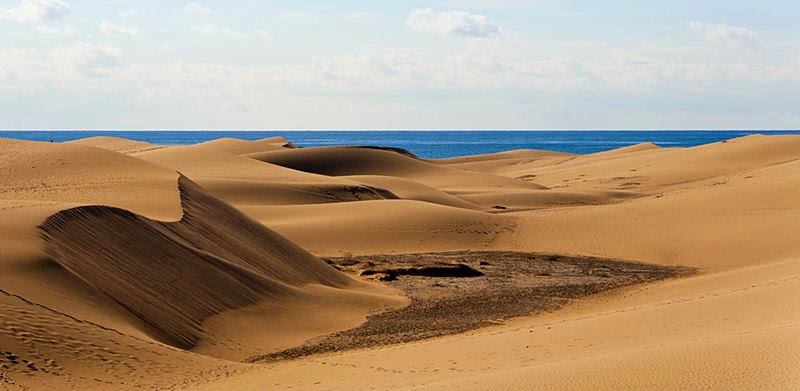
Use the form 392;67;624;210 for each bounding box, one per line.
2;130;798;159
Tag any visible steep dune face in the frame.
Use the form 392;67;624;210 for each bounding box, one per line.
38;176;351;350
0;138;185;334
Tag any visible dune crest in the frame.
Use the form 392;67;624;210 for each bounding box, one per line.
196;136;296;155
248;146;548;191
68;136;165;155
38;176;355;350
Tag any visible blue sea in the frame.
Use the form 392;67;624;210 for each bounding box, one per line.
2;130;799;159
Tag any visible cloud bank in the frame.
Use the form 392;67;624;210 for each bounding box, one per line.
405;8;502;38
99;20;141;37
183;2;211;15
0;0;71;23
190;23;251;40
689;21;759;47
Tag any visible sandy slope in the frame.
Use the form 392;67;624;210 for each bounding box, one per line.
39;176;376;350
195;258;799;390
241;200;511;256
493;135;800;193
246;145;601;211
434;148;575;174
0;138;183;336
68;136;165;154
0;138;402;388
498;155;800;271
1;134;799;390
133;145;401;207
342;175;483;210
191;134;800;390
195;136;295;155
248;146;548;193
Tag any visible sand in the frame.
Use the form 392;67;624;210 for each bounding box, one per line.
1;134;798;390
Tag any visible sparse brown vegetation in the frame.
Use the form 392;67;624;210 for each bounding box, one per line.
249;251;691;362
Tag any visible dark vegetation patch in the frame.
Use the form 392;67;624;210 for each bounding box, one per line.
249;251;692;363
358;263;484;278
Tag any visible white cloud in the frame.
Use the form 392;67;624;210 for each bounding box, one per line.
36;23;78;35
3;45;799;129
190;23;250;40
119;10;140;19
183;2;211;14
48;42;125;79
405;8;502;38
0;0;71;23
255;29;272;40
98;20;141;37
689;22;758;47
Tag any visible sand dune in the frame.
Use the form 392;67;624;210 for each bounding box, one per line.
459;188;637;210
39;176;355;350
68;136;165;154
0;138;184;336
499;158;800;271
134;144;335;183
342;174;482;210
435;148;573;165
491;135;800;193
247;145;562;210
195;136;296;155
240;200;510;256
248;146;548;193
0;138;181;220
134;145;398;206
435;148;575;175
1;134;799;390
0;138;401;379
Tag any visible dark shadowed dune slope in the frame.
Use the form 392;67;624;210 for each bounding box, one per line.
38;176;350;350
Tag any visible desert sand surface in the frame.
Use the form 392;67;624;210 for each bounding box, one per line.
1;134;799;390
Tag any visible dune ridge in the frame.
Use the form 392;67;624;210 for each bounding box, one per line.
133;145;401;207
195;136;296;155
68;136;165;155
248;146;549;192
38;176;351;350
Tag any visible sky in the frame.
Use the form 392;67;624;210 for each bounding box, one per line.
0;0;798;130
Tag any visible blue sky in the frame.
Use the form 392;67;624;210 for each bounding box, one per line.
1;0;798;129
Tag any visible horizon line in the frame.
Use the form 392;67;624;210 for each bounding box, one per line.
3;129;800;132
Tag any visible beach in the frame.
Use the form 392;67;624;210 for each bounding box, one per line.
1;134;799;390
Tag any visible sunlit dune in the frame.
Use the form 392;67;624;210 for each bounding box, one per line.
1;134;798;390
